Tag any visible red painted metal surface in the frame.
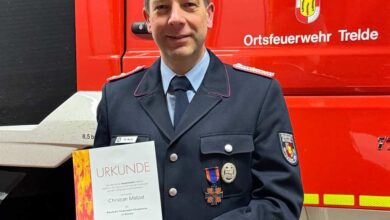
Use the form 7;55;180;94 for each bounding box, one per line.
119;0;390;95
75;0;125;91
75;0;390;210
287;96;390;210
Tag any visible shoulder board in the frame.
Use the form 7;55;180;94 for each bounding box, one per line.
233;63;274;78
106;65;145;82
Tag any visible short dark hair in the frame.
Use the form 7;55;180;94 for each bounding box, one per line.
144;0;211;13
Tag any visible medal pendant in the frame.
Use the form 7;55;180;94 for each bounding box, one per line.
205;185;223;206
204;167;223;206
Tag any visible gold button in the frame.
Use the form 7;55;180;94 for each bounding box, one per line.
224;144;233;153
169;188;177;197
170;153;178;162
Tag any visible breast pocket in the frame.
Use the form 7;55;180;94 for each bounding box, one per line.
200;134;254;198
110;134;151;146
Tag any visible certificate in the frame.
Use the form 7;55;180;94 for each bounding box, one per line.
72;141;162;220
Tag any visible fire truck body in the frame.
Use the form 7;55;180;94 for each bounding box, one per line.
0;0;389;219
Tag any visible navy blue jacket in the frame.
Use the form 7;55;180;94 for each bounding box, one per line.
94;51;303;220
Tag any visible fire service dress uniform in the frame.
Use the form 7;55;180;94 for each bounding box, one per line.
94;50;303;220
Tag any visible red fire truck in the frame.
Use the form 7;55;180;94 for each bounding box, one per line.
0;0;389;219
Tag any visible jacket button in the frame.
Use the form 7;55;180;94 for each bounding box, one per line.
224;144;233;153
170;153;178;162
169;188;177;197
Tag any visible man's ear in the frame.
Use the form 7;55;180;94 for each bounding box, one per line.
206;2;215;28
143;9;152;33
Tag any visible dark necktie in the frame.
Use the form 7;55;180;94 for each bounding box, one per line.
168;76;193;127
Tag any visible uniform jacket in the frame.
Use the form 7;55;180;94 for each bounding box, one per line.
94;50;303;220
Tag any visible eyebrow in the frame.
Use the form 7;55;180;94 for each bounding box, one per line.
151;0;167;5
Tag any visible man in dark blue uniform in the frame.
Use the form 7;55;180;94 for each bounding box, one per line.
94;0;303;219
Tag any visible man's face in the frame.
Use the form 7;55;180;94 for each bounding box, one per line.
144;0;214;62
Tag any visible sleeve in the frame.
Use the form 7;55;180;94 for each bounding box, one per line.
93;84;111;147
213;80;304;220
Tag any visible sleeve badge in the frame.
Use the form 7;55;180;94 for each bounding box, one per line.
279;133;298;165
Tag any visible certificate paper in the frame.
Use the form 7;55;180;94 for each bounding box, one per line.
72;141;162;220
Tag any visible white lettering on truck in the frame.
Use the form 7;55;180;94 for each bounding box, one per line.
244;28;379;46
338;28;379;42
244;31;332;46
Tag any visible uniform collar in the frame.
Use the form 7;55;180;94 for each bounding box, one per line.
160;50;210;94
134;49;230;98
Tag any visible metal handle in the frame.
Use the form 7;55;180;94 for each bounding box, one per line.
131;22;149;35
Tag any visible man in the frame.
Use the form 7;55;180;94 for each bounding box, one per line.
94;0;303;219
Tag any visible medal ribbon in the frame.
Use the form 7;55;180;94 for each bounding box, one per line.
205;167;220;185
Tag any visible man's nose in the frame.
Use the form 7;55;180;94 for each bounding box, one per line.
168;3;185;25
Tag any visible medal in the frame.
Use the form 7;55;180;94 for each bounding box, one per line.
205;185;223;206
204;167;223;206
221;162;237;183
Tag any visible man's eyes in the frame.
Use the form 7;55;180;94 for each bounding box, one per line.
153;2;198;12
154;4;169;11
183;2;198;9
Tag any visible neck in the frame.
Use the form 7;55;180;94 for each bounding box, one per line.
161;48;206;75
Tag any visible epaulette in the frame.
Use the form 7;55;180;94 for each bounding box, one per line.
106;65;145;82
233;63;274;78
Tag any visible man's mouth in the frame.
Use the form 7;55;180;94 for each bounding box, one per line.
167;34;191;40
